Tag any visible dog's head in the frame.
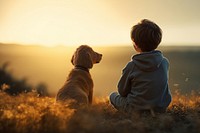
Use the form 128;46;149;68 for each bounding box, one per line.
71;45;102;69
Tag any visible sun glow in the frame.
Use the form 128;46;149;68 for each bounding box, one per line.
0;0;130;47
0;0;200;46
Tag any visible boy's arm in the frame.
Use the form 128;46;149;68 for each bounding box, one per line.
118;63;132;97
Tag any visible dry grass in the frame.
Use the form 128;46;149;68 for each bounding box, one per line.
0;90;200;133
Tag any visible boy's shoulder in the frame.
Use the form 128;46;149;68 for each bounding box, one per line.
163;56;169;62
123;60;136;72
162;56;170;69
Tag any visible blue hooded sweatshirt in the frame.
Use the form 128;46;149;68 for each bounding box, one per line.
118;50;172;110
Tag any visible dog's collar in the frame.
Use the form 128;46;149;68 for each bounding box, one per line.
75;65;89;73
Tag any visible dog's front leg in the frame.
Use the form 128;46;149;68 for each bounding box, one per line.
88;88;93;104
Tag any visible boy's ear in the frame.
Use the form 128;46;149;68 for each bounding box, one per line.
133;44;142;52
71;54;74;65
133;44;138;49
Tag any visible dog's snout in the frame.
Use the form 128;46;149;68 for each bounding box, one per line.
95;53;102;63
99;53;103;59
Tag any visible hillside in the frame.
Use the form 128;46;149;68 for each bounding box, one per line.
0;43;200;96
0;90;200;133
1;43;200;133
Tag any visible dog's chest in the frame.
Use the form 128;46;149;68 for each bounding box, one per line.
68;69;93;88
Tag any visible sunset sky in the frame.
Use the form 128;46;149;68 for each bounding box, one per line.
0;0;200;47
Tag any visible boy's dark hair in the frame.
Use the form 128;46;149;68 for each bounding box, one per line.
130;19;162;52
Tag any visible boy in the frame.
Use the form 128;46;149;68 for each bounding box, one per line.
110;19;172;113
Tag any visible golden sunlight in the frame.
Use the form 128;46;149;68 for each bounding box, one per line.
0;0;130;47
0;0;200;46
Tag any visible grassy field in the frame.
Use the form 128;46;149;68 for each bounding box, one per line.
1;43;200;132
0;90;200;133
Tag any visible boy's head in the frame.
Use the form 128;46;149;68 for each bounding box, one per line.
130;19;162;52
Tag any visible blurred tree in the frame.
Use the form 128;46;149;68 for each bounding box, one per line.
0;62;50;95
36;82;49;96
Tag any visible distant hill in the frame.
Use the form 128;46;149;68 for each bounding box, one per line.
0;43;200;96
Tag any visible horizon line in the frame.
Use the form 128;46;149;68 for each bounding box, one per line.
0;42;200;48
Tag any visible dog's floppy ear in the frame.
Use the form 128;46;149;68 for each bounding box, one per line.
85;52;93;68
73;51;93;69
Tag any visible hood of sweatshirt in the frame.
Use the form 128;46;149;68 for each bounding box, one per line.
132;50;164;72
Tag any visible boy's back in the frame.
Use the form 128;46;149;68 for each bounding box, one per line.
110;19;172;113
119;50;171;111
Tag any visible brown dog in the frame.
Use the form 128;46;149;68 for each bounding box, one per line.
56;45;102;106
